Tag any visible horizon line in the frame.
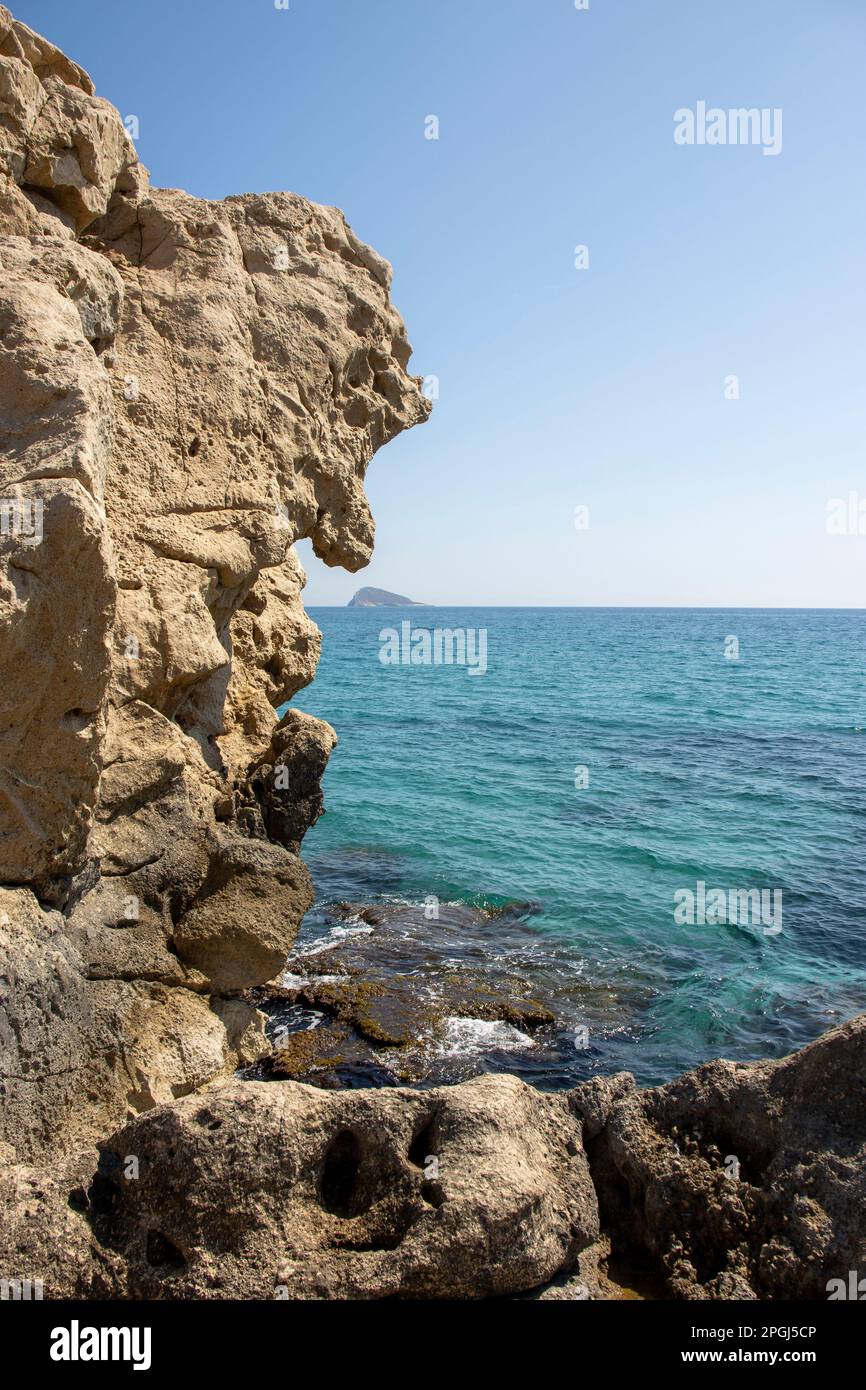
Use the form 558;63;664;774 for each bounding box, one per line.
306;603;866;611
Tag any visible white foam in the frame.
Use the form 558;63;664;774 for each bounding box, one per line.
271;1009;324;1045
279;971;345;989
289;922;374;960
437;1015;535;1055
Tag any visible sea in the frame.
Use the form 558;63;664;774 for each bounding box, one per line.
282;607;866;1089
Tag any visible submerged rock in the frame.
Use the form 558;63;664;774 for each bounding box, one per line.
248;898;560;1087
246;894;653;1090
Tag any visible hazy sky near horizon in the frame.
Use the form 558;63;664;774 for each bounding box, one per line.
18;0;866;605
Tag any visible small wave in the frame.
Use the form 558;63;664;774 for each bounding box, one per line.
279;971;344;989
291;922;374;958
436;1016;535;1055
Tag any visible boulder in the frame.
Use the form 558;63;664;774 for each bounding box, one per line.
89;1074;598;1300
573;1013;866;1299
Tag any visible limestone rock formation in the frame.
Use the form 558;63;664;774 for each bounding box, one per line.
86;1073;598;1300
3;1002;863;1301
572;1013;866;1300
0;1;429;1157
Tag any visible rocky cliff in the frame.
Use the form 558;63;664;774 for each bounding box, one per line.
0;2;429;1163
0;7;863;1302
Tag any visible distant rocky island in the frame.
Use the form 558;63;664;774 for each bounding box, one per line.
348;586;427;607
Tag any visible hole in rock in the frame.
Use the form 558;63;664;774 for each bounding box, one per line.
145;1229;186;1270
188;437;201;457
408;1115;438;1169
86;1166;126;1250
194;1108;223;1131
61;708;89;730
320;1129;367;1218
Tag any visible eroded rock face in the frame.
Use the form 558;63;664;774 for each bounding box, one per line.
0;5;143;238
0;885;265;1163
0;238;118;899
572;1014;866;1300
0;2;428;1153
82;1074;598;1300
4;1012;864;1301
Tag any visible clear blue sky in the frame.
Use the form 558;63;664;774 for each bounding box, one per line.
18;0;866;605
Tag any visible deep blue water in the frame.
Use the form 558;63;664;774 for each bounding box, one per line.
286;608;866;1087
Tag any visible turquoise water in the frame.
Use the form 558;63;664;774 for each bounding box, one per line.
288;608;866;1087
